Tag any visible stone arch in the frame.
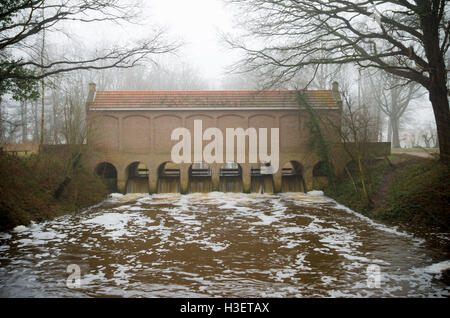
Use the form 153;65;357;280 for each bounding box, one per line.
313;161;334;177
125;161;149;194
250;162;274;193
157;161;181;193
219;162;243;193
248;113;276;122
188;162;212;193
185;114;215;120
281;160;306;192
312;161;334;189
217;114;245;120
94;162;118;193
123;114;150;120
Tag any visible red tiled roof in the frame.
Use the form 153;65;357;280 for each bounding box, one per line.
90;90;339;109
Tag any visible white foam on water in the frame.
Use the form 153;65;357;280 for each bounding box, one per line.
424;260;450;275
108;193;124;200
31;231;58;241
107;193;149;203
251;213;278;226
279;227;303;234
112;205;132;210
196;239;230;252
332;201;425;244
287;190;423;245
0;191;447;297
295;253;312;271
17;238;46;247
283;192;330;206
307;190;324;197
80;211;154;241
0;233;12;240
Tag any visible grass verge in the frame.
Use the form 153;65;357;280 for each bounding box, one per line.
324;155;450;232
0;150;109;232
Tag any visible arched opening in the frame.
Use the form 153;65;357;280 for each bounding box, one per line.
251;162;274;193
281;161;305;192
95;162;118;193
126;161;149;194
313;161;334;189
219;162;243;193
189;162;212;193
157;162;180;193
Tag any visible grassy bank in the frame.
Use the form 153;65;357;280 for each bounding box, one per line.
324;155;450;232
0;150;109;232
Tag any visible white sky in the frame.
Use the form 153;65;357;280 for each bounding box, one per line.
146;0;238;84
60;0;239;86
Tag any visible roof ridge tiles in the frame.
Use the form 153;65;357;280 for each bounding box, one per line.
90;89;338;109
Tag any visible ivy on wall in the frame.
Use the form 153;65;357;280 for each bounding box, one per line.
296;90;335;188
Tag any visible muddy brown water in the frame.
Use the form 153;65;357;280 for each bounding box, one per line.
0;192;449;297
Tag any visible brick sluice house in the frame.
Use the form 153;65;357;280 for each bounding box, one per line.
84;83;390;194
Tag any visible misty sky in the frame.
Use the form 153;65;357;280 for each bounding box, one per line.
149;0;434;128
62;0;435;130
148;0;238;82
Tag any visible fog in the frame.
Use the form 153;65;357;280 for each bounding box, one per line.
0;0;442;147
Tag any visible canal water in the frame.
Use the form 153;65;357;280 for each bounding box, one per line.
0;192;449;297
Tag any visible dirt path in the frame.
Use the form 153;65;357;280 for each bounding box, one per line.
370;154;427;212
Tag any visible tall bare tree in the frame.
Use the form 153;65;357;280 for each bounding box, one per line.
370;72;424;148
0;0;178;98
226;0;450;163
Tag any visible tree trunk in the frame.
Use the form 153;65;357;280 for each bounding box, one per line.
429;82;450;164
392;117;401;148
21;101;28;143
0;96;3;143
425;42;450;163
387;117;392;144
421;11;450;164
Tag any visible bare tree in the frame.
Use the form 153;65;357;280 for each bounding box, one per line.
225;0;450;163
1;0;178;92
0;0;179;144
370;71;424;148
93;61;209;91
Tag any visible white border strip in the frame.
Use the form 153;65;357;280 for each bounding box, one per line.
90;107;338;111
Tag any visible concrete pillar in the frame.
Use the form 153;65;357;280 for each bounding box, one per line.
303;167;314;192
116;165;127;194
148;172;158;194
180;164;189;194
210;163;220;191
148;163;159;194
273;170;282;193
117;179;127;194
241;164;251;193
